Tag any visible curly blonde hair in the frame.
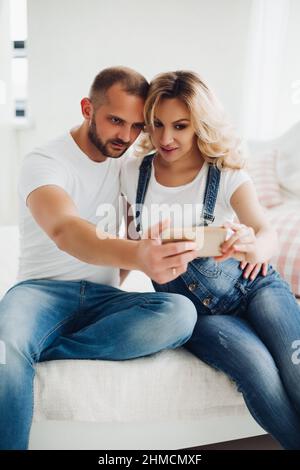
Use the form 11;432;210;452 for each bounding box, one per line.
136;70;244;170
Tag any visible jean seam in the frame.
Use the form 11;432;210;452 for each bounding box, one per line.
31;311;80;361
26;371;35;450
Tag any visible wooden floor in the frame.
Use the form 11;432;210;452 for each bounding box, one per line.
189;434;282;450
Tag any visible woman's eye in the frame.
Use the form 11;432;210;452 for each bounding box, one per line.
154;121;162;128
175;124;187;130
133;123;145;130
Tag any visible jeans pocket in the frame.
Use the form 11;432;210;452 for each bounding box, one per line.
191;257;221;278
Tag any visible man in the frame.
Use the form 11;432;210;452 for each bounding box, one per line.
0;67;198;450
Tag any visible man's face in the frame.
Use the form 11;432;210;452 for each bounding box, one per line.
88;83;145;158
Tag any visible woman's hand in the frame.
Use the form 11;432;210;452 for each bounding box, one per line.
214;221;264;265
239;260;268;280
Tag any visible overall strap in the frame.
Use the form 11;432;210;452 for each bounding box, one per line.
135;156;221;232
135;153;155;233
201;164;221;226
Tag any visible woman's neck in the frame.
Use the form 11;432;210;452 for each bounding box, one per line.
153;149;205;187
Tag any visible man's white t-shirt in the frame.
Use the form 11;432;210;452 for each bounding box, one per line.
18;132;123;286
120;155;251;233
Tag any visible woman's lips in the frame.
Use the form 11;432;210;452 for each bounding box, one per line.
160;146;178;153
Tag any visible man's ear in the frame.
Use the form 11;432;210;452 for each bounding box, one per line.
81;97;93;120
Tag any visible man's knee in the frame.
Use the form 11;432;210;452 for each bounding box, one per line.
157;293;197;343
0;322;35;366
0;339;6;365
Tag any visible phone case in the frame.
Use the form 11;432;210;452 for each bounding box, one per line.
161;226;230;257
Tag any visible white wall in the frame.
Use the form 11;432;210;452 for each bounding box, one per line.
7;0;300;225
18;0;252;157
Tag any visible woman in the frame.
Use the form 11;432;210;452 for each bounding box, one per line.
121;70;300;449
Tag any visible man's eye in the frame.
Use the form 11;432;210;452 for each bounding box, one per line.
110;117;121;124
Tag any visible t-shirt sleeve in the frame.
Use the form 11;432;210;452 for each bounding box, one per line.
222;168;251;211
18;152;70;204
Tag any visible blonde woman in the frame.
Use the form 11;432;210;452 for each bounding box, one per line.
121;71;300;449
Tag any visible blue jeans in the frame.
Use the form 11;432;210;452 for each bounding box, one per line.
0;279;197;450
154;259;300;450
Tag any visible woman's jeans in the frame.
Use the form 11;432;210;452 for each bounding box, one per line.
0;279;197;450
154;258;300;450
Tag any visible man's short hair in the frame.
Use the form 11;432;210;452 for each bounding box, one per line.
89;66;149;109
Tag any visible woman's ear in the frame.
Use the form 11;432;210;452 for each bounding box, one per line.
80;97;93;120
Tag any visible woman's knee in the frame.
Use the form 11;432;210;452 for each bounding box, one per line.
188;319;279;382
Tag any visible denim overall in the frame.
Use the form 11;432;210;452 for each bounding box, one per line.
135;152;269;315
134;152;300;450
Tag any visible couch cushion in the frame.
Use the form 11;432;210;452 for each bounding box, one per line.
269;203;300;298
246;149;283;208
247;121;300;200
275;122;300;199
33;348;246;423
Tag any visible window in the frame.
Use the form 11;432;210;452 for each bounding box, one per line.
10;0;27;120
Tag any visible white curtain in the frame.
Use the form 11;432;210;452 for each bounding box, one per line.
242;0;290;140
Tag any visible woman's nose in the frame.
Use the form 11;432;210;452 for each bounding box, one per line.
160;128;174;146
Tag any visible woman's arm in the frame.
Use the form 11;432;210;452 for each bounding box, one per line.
216;180;279;274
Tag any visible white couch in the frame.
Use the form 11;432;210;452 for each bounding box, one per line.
0;226;265;450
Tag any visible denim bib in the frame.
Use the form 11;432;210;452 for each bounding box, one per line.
135;153;219;232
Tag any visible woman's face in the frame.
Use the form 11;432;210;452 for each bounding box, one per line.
149;97;198;164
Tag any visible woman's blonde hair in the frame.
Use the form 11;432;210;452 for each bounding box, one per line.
137;71;244;170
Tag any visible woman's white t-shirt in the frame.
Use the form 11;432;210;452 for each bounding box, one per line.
120;155;251;234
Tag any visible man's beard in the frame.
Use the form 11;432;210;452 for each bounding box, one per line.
88;116;129;159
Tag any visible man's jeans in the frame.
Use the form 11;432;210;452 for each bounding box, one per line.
0;279;197;449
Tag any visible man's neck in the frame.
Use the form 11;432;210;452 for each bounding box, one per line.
70;123;107;163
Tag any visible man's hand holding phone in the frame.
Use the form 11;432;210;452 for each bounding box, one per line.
136;219;199;284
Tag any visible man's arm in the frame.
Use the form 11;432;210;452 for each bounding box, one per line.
27;185;198;284
119;202;140;285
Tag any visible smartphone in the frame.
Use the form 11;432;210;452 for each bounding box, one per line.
160;226;230;257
